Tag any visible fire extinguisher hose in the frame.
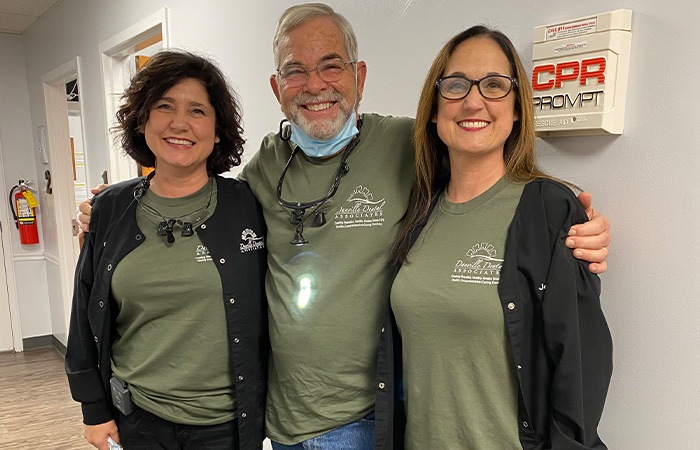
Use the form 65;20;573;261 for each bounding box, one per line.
8;184;19;228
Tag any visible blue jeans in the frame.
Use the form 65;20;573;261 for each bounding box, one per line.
271;411;374;450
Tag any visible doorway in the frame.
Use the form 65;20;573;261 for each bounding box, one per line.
66;79;89;214
41;58;86;345
99;8;167;184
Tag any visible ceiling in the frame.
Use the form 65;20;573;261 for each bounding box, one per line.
0;0;62;35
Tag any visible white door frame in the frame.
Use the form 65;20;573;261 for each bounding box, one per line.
42;57;86;337
0;138;23;352
99;7;169;184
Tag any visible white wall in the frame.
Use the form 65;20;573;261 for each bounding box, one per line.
0;34;51;340
8;0;699;447
0;36;37;200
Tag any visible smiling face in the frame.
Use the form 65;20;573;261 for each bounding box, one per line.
143;77;219;175
434;36;518;165
270;15;366;140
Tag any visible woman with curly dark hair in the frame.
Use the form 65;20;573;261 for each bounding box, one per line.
65;50;268;450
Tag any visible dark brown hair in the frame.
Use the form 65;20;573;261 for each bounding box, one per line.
115;50;245;174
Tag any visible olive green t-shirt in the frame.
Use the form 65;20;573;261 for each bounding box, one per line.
391;177;524;449
241;114;415;443
111;179;234;425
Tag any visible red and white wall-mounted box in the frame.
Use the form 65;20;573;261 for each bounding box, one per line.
532;9;632;136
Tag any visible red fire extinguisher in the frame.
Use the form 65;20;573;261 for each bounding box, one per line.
9;180;40;245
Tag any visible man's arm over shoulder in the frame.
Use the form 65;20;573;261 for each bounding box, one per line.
568;191;611;273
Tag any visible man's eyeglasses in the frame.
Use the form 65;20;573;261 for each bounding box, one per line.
277;58;357;87
436;74;517;100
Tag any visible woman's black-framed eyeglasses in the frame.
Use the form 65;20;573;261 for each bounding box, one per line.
436;74;517;100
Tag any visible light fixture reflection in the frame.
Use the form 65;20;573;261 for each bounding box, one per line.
297;276;312;309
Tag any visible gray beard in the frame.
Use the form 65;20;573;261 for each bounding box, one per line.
286;90;354;140
291;109;351;141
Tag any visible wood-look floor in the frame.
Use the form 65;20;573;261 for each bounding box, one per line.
0;348;91;449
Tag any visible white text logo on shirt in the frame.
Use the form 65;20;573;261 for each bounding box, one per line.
195;244;212;263
240;228;266;253
452;242;503;285
334;185;386;229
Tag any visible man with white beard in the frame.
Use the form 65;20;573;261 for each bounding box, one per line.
240;3;611;449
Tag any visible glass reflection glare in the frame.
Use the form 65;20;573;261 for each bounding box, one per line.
297;276;312;309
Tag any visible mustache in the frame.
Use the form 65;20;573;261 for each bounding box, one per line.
293;91;343;106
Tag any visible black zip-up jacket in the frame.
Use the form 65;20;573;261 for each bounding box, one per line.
375;179;613;449
65;176;268;449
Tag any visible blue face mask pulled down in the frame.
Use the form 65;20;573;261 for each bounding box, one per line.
290;113;359;158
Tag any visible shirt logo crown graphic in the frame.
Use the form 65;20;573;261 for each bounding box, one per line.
240;228;265;253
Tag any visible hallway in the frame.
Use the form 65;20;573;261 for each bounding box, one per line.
0;348;90;449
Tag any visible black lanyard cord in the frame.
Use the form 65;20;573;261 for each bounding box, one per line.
276;117;363;245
